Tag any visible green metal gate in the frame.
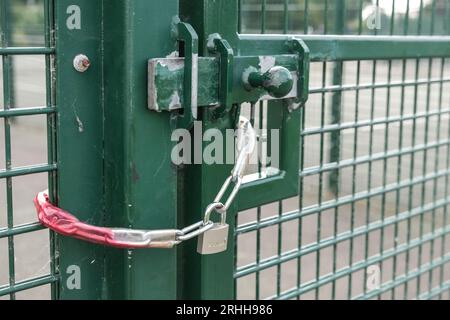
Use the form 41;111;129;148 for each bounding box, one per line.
1;0;449;300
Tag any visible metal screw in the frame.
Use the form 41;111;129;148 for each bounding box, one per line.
73;54;91;72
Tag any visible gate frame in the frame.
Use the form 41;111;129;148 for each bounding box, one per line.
54;0;450;300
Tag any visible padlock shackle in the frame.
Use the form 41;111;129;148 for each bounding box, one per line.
203;202;226;225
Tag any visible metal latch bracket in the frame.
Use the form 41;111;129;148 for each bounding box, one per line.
148;22;310;128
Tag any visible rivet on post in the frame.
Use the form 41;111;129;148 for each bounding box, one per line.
73;54;91;73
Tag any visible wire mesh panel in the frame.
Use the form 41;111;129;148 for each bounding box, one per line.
235;0;450;300
0;0;57;299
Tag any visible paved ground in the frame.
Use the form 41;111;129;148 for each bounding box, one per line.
1;56;449;300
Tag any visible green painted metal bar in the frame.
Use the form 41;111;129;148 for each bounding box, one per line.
328;0;345;196
256;102;263;299
239;35;450;60
102;0;180;299
411;0;424;295
427;2;440;299
348;1;364;298
0;164;57;179
330;2;346;297
282;0;288;34
180;0;239;54
0;106;55;118
0;274;59;297
430;56;446;299
323;0;330;34
309;77;450;94
363;28;379;297
260;0;266;34
389;0;396;35
439;1;450;298
376;46;391;294
237;107;301;211
237;0;242;33
2;0;16;115
404;20;423;298
392;1;410;298
447;0;450;35
0;47;54;55
270;7;287;295
314;61;328;300
438;59;450;300
56;0;181;299
44;0;58;300
55;0;108;299
276;200;282;297
180;0;239;300
0;222;46;239
418;42;435;298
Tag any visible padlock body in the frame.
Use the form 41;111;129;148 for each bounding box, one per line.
197;223;229;255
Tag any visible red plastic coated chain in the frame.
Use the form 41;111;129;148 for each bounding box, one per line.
34;190;146;248
34;117;256;249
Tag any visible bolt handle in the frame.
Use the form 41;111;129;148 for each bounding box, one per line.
247;66;294;98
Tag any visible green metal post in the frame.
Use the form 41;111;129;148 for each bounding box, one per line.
102;0;180;300
328;0;345;194
57;0;180;299
56;0;107;299
180;0;239;299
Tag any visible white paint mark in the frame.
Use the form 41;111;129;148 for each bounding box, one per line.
259;56;276;73
169;91;182;110
166;51;179;58
159;58;184;72
191;53;199;119
206;33;221;50
148;60;159;111
76;116;84;133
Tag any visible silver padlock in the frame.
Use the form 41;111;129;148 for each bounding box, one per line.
197;203;229;255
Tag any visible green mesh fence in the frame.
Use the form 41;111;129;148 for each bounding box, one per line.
235;0;450;300
0;0;57;299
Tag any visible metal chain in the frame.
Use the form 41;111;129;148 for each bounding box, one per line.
176;116;256;243
36;116;256;249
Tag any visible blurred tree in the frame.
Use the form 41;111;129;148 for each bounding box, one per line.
241;0;372;34
240;0;448;36
9;0;44;46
